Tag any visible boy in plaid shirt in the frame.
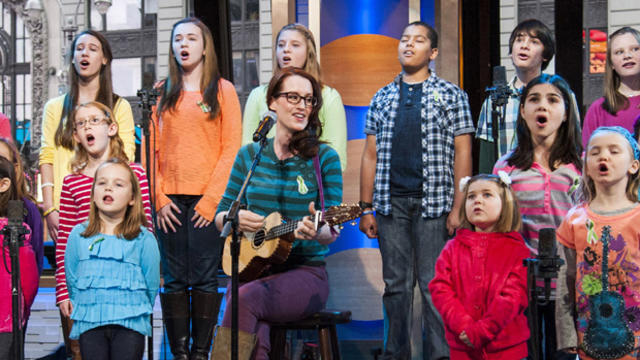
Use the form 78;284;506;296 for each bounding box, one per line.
359;21;474;359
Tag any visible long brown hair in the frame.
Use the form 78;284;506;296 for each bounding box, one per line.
603;27;640;115
69;102;127;173
508;74;582;171
275;24;322;84
157;17;221;119
0;157;19;217
266;67;324;159
0;138;33;202
55;30;119;150
81;159;147;240
459;174;522;233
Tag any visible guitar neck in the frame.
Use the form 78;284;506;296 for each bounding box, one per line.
601;226;611;290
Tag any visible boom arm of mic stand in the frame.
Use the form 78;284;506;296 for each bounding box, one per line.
220;137;268;360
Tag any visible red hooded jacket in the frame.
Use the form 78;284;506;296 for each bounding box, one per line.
428;229;530;360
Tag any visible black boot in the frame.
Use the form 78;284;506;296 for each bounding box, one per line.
190;290;223;360
160;290;190;360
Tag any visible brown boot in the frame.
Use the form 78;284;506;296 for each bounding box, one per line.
210;326;256;360
60;311;82;359
160;291;190;360
190;290;223;360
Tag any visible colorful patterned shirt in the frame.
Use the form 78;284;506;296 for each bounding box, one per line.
557;204;640;360
364;72;474;218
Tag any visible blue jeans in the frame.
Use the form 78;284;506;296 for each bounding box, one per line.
377;197;449;360
79;325;145;360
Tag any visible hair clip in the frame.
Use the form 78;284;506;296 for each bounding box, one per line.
459;176;471;192
196;100;211;113
497;170;512;186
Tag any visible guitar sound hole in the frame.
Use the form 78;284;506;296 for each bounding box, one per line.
599;303;613;318
252;230;265;248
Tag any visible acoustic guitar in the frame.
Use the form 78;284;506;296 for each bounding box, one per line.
583;225;634;359
221;204;362;282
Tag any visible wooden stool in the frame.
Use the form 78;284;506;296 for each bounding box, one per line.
270;309;352;360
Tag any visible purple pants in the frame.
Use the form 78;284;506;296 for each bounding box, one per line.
222;265;329;360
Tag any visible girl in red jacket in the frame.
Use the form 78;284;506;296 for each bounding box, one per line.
429;172;530;359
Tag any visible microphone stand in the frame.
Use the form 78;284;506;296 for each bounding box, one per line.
523;246;565;360
3;200;29;360
485;84;512;161
137;88;159;360
219;136;269;360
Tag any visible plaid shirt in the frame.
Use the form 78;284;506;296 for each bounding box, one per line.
365;72;474;218
475;77;522;157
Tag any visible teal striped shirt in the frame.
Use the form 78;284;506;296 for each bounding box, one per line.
217;138;343;262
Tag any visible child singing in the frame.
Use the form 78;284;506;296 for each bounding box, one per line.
56;101;153;320
64;159;159;359
556;126;640;359
429;172;530;359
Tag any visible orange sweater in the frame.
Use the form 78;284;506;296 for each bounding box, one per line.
149;79;242;221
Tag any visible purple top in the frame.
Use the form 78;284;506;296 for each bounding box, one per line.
23;197;43;274
582;95;640;147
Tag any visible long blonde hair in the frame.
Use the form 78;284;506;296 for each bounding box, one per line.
69;101;127;173
81;159;147;240
603;27;640;115
459;174;522;233
274;23;322;85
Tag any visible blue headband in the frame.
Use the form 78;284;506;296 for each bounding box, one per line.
591;126;640;160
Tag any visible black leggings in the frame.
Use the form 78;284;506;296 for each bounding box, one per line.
157;195;222;293
78;325;145;360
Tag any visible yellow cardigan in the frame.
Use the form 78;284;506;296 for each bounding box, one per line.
39;95;136;209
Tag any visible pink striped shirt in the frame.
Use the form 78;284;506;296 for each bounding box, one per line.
55;163;153;304
493;154;582;251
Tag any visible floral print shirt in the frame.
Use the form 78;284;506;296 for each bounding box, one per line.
557;204;640;359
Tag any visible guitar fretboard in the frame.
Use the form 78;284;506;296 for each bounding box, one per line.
601;225;611;290
255;207;352;242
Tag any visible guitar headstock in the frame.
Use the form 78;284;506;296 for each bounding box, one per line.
322;204;362;226
601;225;611;243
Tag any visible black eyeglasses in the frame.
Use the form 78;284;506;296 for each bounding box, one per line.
74;117;109;129
276;92;318;107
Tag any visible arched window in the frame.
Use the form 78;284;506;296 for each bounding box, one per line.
0;3;32;151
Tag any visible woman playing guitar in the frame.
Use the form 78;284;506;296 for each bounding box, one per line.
213;67;343;360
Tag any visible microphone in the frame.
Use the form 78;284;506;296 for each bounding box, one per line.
492;65;507;88
7;200;23;228
486;66;512;107
536;228;564;302
253;111;277;142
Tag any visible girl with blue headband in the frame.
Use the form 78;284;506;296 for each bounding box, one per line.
556;126;640;359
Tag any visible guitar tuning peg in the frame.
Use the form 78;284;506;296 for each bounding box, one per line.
350;221;356;226
339;225;344;230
